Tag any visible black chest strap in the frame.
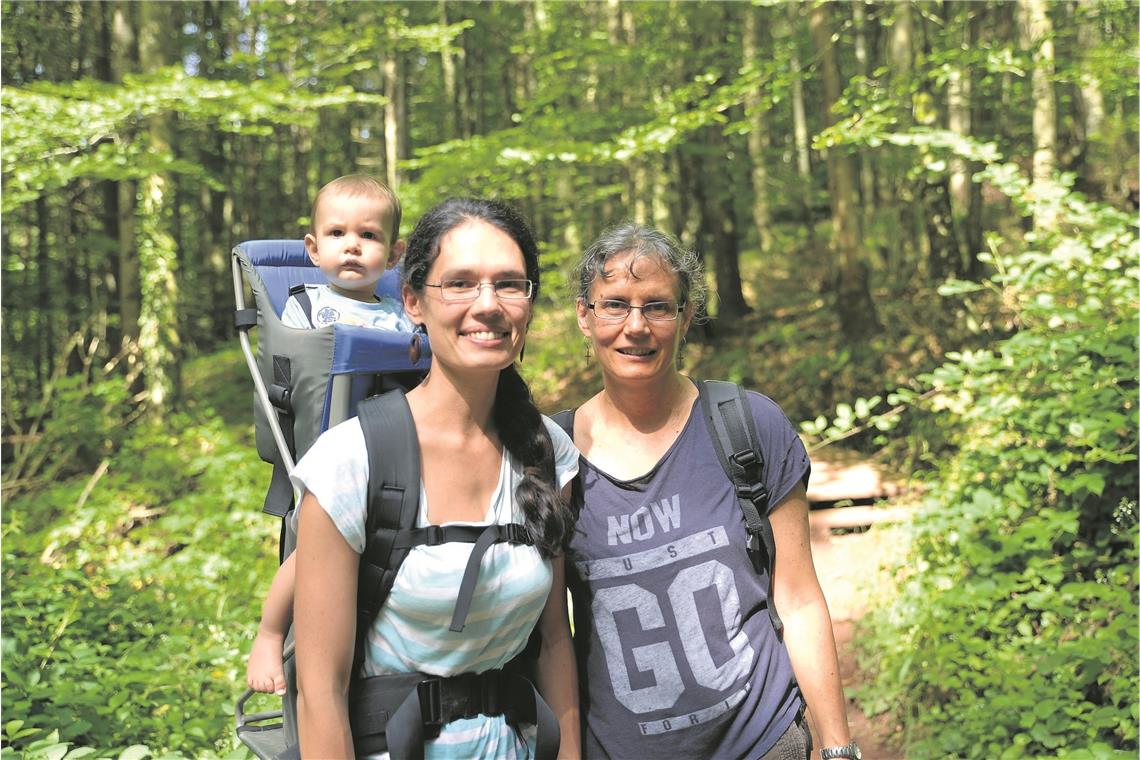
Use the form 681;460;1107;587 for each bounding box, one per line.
286;283;315;328
350;668;559;759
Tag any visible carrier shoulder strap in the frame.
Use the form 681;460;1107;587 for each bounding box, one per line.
356;390;421;674
287;283;315;328
551;409;574;439
698;380;783;637
355;390;536;673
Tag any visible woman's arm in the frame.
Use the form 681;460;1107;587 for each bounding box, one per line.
294;491;359;758
769;482;852;750
535;552;581;760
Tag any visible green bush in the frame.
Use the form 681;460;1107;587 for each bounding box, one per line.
2;398;274;757
857;168;1139;757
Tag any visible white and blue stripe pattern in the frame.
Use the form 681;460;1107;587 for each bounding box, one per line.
292;415;578;759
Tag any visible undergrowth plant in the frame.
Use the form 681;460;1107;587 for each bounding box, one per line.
2;353;274;759
853;166;1139;757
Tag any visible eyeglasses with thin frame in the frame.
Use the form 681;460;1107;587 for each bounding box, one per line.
586;299;685;322
424;279;534;302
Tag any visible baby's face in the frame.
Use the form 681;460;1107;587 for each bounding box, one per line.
305;192;399;301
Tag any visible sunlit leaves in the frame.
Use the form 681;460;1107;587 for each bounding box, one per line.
1;67;383;212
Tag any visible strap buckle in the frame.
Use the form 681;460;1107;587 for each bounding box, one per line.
421;672;504;725
501;523;531;545
480;670;501;717
417;678;443;738
745;533;767;575
729;449;759;468
424;525;445;546
735;480;769;505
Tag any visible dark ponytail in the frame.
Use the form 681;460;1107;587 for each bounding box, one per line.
493;364;575;556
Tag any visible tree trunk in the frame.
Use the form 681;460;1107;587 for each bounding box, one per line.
113;1;140;346
383;30;405;190
439;1;459;141
784;3;816;249
852;1;877;237
97;0;121;348
945;0;983;276
651;151;671;231
742;6;773;255
35;196;52;388
1018;0;1058;231
137;0;181;409
199;0;235;342
810;2;881;342
694;133;750;320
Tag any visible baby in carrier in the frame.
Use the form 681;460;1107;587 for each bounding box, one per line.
246;174;411;695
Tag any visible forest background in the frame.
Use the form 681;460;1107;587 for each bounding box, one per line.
1;1;1137;758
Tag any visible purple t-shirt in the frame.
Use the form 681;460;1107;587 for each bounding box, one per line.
566;390;810;759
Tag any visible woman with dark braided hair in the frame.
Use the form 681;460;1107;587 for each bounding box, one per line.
291;198;580;758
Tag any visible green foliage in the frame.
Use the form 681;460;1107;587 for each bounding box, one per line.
2;335;141;498
0;67;383;213
855;166;1139;756
2;355;274;758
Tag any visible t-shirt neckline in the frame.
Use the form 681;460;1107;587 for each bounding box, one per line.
578;396;701;492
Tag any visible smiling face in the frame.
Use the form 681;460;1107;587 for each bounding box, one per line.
577;250;693;387
304;191;404;302
403;220;532;375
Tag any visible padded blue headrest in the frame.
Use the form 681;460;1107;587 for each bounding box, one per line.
237;239;404;317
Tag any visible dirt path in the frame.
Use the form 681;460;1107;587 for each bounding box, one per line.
808;515;908;759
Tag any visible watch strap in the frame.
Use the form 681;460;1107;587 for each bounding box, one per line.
820;740;862;759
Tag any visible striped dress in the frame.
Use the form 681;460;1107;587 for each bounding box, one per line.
291;414;579;759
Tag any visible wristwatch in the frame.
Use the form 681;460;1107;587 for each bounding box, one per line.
820;741;862;759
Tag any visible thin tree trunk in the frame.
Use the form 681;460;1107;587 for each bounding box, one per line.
137;0;181;409
113;1;140;346
1018;0;1058;231
785;3;815;249
945;0;982;276
456;21;472;139
383;33;404;190
852;1;876;237
742;6;773;255
35;196;52;388
810;2;880;342
651;150;671;231
97;0;121;348
695;128;750;319
440;1;458;141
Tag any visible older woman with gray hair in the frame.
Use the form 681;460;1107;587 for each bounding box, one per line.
559;223;858;760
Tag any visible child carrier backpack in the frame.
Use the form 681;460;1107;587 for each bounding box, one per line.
235;390;560;760
230;239;430;549
554;379;783;636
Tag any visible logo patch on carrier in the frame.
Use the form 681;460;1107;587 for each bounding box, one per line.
315;306;340;326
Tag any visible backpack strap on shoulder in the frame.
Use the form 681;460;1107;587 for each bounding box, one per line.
357;389;421;674
551;409;575;439
287;283;315;328
698;380;783;637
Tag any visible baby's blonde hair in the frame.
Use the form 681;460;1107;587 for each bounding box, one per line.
310;174;402;245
